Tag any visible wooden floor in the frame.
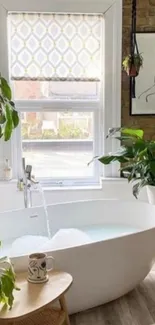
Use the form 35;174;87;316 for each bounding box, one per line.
70;270;155;325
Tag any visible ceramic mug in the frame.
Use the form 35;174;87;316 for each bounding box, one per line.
28;253;54;283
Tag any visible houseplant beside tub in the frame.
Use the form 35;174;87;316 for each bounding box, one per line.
94;127;155;203
0;242;19;309
0;74;20;309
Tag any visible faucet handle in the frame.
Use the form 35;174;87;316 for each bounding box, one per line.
26;165;32;180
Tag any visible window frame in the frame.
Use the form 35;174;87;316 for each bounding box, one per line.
0;0;122;185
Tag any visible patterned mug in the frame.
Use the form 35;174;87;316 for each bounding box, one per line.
28;252;54;283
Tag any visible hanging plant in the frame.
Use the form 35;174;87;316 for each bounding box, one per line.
0;74;19;141
123;53;143;77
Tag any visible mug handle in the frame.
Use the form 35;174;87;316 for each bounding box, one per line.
46;256;54;271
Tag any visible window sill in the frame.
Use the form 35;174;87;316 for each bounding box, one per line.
0;177;128;191
101;177;128;183
42;178;128;190
42;185;102;191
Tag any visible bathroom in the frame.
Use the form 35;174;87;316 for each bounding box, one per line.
1;0;155;324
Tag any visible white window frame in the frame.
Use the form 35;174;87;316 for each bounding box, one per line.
0;0;122;186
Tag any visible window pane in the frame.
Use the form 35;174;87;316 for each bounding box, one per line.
21;111;94;179
13;81;99;100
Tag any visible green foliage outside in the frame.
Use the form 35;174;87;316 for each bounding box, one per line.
22;121;88;140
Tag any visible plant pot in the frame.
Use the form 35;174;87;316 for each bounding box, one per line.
126;65;140;77
146;185;155;205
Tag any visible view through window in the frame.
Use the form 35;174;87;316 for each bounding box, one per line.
21;111;94;179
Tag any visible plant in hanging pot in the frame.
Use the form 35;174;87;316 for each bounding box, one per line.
0;74;20;309
122;53;143;77
90;127;155;203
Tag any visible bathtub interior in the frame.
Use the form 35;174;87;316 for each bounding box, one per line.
47;199;155;236
0;206;49;256
1;199;155;258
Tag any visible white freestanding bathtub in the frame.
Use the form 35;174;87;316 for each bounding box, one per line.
2;199;155;314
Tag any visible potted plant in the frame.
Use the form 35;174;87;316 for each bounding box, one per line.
0;74;20;309
122;53;143;77
93;127;155;203
0;242;19;309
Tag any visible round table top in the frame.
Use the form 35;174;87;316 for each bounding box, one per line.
0;270;73;320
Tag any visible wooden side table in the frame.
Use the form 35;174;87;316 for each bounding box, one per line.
0;270;73;325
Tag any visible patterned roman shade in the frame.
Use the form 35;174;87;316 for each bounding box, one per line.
8;12;103;82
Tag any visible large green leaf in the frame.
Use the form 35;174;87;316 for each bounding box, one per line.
115;136;137;143
133;179;148;199
106;127;144;139
99;155;128;164
4;120;13;141
0;74;20;141
12;110;19;128
5;103;12;122
122;128;144;139
98;156;116;164
133;139;147;152
0;77;12;100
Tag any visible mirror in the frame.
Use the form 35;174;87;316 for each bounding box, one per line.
130;32;155;115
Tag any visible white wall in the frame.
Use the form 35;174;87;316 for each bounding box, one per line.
0;179;148;212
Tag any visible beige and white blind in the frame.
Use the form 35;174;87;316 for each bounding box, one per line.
8;12;103;82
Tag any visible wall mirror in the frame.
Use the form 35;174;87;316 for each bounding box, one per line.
130;32;155;116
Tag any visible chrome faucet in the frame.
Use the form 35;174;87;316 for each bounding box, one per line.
21;159;51;238
22;158;38;208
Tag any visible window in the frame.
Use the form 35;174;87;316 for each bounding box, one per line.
0;0;122;185
21;111;94;180
8;11;103;186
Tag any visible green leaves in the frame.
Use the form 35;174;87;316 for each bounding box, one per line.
4;121;13;141
133;179;148;199
0;260;19;309
0;75;19;141
122;128;144;139
99;155;127;164
0;267;18;309
12;110;19;128
96;127;155;198
4;104;13;141
107;127;144;140
0;77;12;100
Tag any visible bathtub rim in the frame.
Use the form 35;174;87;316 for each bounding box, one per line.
2;198;155;259
0;197;149;213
